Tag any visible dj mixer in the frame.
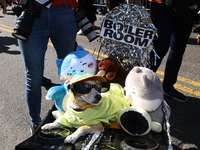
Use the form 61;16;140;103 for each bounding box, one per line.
15;106;169;150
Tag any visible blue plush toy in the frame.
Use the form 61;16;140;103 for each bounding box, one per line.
46;45;97;111
57;45;97;77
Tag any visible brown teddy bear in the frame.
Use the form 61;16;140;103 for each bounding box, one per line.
97;57;128;87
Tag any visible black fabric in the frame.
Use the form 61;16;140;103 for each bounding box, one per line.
166;0;200;17
79;0;97;23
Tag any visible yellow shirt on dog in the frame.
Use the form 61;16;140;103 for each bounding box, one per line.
55;83;130;128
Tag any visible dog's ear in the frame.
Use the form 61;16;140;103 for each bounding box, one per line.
60;75;73;84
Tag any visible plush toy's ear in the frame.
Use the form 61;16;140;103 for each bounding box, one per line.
134;66;142;73
98;58;119;72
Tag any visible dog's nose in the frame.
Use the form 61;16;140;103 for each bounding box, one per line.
95;94;102;101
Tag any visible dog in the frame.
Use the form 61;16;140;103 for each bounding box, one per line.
41;73;130;143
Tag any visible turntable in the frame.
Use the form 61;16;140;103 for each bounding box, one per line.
15;105;170;150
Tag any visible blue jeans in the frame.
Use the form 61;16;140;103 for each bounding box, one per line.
149;2;195;89
17;5;77;125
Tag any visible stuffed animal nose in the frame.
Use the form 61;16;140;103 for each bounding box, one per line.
95;94;102;101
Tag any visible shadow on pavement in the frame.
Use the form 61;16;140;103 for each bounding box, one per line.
187;37;199;45
0;36;20;54
165;95;200;150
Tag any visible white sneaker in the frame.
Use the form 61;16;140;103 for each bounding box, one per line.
30;124;40;135
77;29;83;35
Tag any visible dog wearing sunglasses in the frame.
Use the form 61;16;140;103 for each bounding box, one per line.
41;73;130;143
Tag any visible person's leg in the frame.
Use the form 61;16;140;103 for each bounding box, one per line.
162;16;195;101
82;1;97;25
17;8;49;126
0;0;7;13
149;2;173;72
49;5;77;60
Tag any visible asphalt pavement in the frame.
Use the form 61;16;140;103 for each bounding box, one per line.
0;6;200;150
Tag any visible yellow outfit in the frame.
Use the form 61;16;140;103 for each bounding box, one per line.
55;83;130;128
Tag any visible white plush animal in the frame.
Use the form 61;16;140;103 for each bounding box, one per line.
118;66;164;135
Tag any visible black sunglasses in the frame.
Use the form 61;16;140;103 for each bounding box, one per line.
68;82;110;94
